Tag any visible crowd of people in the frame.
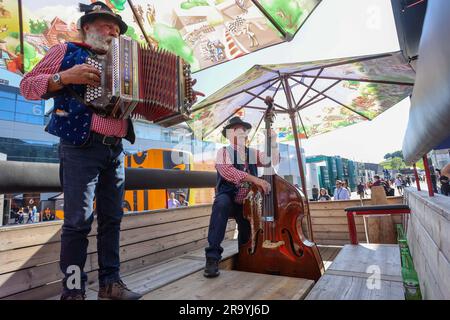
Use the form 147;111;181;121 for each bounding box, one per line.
307;163;450;201
12;206;56;224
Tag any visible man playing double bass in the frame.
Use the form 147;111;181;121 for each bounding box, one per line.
204;113;280;278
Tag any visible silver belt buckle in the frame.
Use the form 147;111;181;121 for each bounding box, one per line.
102;135;114;146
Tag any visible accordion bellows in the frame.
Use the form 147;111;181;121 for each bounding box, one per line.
85;36;194;127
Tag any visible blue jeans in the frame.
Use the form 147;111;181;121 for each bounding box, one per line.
205;193;250;261
58;136;125;294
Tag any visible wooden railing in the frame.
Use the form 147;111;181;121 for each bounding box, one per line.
0;205;235;300
307;197;404;245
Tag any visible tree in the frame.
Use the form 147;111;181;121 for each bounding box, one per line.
384;150;404;160
380;157;407;170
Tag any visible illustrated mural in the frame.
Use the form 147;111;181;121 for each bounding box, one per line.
0;0;320;75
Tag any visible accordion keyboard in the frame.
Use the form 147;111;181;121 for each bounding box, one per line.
85;57;103;103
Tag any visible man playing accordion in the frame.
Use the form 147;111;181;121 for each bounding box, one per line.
20;2;202;300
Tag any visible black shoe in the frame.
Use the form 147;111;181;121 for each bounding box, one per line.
204;257;220;278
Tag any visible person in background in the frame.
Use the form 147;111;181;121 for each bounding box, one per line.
343;181;351;194
430;164;439;193
439;164;450;196
372;175;392;196
318;188;331;201
394;175;404;196
357;182;366;199
43;207;52;221
312;185;319;201
26;206;34;223
406;176;411;186
32;205;38;223
178;193;189;206
333;180;350;200
16;208;25;224
167;192;180;208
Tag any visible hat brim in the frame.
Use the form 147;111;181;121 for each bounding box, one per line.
79;11;128;35
221;122;252;138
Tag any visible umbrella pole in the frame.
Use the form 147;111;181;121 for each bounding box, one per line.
289;113;314;242
282;77;314;242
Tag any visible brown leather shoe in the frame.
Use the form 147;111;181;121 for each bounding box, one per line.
98;280;142;300
60;292;86;300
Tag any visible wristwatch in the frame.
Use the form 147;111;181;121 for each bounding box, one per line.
52;73;63;85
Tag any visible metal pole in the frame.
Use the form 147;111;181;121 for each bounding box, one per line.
422;156;434;197
127;0;155;48
18;0;25;73
413;163;421;191
283;77;314;242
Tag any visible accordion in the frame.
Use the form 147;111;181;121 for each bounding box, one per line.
84;36;194;127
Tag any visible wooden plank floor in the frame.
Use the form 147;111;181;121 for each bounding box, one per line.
48;239;239;300
48;242;341;300
143;270;314;300
306;244;405;300
305;274;405;300
327;244;402;281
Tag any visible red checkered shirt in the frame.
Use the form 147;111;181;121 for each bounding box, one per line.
216;146;278;204
20;43;128;138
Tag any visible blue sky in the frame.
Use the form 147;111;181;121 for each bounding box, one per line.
195;0;408;163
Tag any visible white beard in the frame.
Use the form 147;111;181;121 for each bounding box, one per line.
85;30;113;52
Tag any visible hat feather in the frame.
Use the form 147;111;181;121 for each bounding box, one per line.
79;3;92;13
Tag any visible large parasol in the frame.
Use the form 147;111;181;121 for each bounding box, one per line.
188;51;416;240
2;0;321;74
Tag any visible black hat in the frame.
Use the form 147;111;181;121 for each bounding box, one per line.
78;2;128;35
221;116;252;138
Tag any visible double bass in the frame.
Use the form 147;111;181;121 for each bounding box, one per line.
236;97;324;281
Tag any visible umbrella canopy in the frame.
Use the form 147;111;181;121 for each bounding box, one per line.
188;51;416;143
0;0;321;74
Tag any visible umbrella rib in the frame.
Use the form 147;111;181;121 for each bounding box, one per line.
203;106;244;138
297;111;309;139
295;68;324;108
301;96;327;109
292;78;371;120
202;82;278;139
255;65;279;74
271;80;283;99
249;113;266;144
244;90;287;110
298;80;341;109
286;52;394;75
290;74;414;86
245;106;269;111
192;76;280;112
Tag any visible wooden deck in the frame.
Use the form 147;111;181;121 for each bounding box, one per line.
143;270;314;300
4;200;400;300
306;244;405;300
46;243;340;300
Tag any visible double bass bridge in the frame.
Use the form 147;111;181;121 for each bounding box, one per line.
262;240;285;249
